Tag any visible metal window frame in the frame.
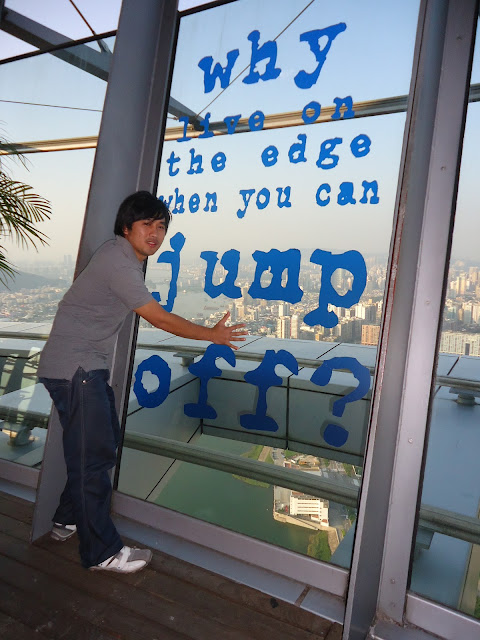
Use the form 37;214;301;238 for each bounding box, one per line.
31;0;181;541
178;0;238;17
16;0;479;638
343;0;479;638
0;30;116;67
378;0;479;620
112;490;349;597
378;0;480;637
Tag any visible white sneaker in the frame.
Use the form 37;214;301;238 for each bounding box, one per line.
51;522;77;542
89;545;152;573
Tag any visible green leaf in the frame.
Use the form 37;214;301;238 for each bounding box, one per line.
0;173;51;249
0;246;18;287
0;131;52;283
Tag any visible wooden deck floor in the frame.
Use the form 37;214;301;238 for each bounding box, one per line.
0;490;342;640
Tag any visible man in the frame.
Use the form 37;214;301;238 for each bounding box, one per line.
38;191;247;574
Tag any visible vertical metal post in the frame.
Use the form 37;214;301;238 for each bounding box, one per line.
342;0;478;636
32;0;179;541
375;0;478;626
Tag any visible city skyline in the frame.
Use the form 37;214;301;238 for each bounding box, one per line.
4;252;480;358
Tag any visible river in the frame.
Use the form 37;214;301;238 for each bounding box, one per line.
154;435;319;559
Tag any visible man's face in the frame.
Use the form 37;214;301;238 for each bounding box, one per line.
123;218;167;261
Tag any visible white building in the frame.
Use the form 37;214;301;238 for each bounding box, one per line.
440;331;480;356
290;492;329;525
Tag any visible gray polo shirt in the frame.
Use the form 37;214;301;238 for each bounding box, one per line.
38;235;153;380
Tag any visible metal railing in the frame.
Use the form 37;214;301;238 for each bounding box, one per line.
124;430;480;547
2;85;480;154
0;330;479;393
1;330;479;545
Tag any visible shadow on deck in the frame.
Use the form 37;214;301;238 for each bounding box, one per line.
0;490;342;640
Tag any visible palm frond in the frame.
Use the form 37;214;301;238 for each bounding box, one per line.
0;246;17;287
0;130;51;283
0;128;29;171
0;174;51;248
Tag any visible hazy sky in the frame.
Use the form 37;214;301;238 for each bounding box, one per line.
154;0;417;272
1;0;479;268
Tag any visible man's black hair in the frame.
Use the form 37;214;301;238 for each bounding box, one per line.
114;191;172;236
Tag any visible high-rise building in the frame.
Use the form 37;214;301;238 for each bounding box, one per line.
365;304;377;323
291;314;299;339
462;304;473;325
439;331;480;356
362;324;381;345
278;303;290;317
276;315;291;339
236;304;245;320
331;268;345;292
472;304;480;324
241;285;253;305
299;327;315;340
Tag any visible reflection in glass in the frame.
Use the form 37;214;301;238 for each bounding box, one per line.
154;436;358;565
120;0;420;567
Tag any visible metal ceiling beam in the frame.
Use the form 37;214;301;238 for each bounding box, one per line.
0;8;199;123
0;7;111;80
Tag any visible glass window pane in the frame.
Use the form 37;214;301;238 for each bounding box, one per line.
0;30;36;59
0;37;113;467
0;148;95;465
4;0;121;41
1;1;119;61
409;20;480;622
0;36;114;141
118;0;420;568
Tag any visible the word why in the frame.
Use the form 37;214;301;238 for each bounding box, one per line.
198;24;346;93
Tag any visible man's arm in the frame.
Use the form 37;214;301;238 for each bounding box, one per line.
134;299;247;350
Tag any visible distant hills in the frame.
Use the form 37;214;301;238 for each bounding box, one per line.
0;271;61;293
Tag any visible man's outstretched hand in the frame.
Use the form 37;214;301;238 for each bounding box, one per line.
211;311;248;350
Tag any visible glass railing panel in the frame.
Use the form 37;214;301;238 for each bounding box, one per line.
118;0;421;569
409;20;480;621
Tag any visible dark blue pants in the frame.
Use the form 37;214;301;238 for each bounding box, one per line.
40;367;123;568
